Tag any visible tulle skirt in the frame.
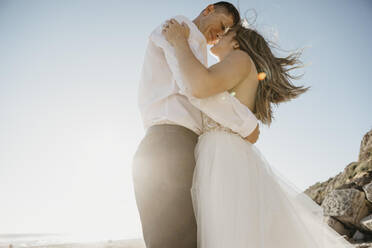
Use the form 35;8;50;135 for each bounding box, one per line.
190;130;354;248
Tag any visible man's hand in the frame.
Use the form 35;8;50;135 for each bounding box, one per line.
244;124;260;144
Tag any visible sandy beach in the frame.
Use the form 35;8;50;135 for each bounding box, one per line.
0;234;145;248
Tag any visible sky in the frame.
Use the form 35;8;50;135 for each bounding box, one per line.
0;0;371;242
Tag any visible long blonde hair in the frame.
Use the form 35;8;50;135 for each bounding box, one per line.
229;23;310;126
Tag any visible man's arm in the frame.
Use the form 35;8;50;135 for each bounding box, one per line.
150;15;258;138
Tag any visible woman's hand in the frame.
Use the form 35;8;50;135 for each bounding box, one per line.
162;18;190;47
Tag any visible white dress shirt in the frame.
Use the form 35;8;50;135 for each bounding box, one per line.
137;15;258;137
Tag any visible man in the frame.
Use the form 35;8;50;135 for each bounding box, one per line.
132;2;260;248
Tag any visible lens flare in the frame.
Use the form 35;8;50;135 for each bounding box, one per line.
258;72;266;81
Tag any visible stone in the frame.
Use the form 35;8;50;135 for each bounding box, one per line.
359;129;372;162
361;214;372;232
354;230;367;241
321;188;370;229
363;180;372;204
323;215;353;236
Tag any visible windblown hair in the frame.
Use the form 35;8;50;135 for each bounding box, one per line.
212;1;241;26
228;22;310;126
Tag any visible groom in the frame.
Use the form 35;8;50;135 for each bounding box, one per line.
132;2;260;248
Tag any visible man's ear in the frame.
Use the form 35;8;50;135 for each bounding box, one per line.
202;4;215;16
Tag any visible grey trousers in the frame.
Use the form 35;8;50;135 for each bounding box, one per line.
132;124;199;248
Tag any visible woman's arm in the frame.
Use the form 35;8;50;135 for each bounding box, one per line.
163;19;252;98
156;17;259;139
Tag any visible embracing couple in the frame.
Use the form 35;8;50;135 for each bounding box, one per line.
132;2;353;248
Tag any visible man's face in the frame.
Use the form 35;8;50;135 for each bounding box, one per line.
199;8;235;45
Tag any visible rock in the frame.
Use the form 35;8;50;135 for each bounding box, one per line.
304;157;372;206
342;161;372;186
361;215;372;232
323;215;353;236
355;243;372;248
303;129;372;244
321;189;370;229
304;179;331;205
363;180;372;204
354;230;367;241
304;172;347;205
359;129;372;162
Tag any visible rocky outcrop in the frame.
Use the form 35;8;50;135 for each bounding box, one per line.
304;128;372;246
359;130;372;162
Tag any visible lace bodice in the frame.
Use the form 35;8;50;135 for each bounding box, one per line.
201;112;239;136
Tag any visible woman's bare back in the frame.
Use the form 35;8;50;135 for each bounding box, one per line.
228;56;259;113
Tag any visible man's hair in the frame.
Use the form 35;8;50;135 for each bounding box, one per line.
213;1;241;26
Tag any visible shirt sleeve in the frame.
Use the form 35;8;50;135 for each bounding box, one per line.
150;15;258;138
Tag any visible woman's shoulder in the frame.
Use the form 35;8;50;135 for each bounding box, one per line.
223;49;255;79
224;50;252;70
230;49;253;65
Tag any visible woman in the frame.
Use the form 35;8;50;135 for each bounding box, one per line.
162;18;354;247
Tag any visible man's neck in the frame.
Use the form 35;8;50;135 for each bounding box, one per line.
192;17;201;32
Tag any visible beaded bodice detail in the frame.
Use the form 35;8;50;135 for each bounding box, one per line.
201;112;238;135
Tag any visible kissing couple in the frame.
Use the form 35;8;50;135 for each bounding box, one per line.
132;1;354;248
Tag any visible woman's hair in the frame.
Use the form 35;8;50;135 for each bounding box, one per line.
228;22;310;126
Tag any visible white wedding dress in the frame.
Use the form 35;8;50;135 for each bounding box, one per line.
190;113;354;248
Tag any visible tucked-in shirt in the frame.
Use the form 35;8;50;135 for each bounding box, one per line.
137;15;257;137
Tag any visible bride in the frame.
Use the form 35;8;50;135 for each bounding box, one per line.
162;18;354;247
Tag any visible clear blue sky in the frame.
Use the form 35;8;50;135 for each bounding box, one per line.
0;0;371;242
